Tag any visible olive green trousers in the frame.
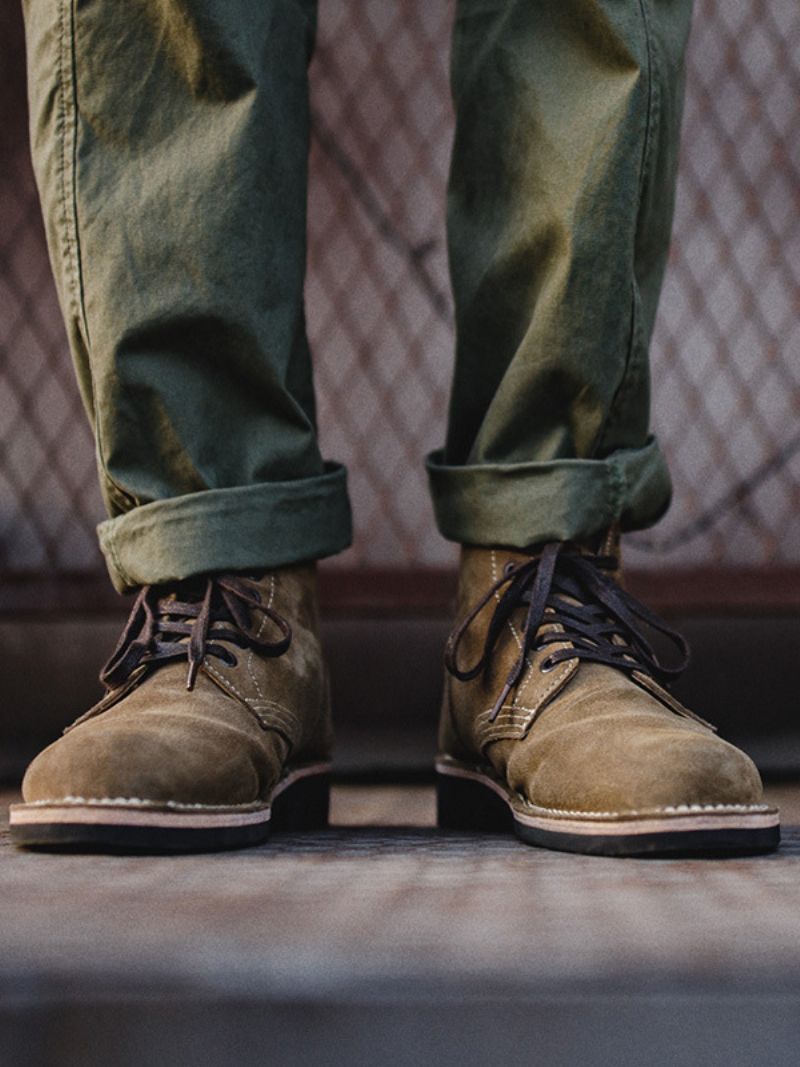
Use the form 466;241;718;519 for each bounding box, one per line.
23;0;693;592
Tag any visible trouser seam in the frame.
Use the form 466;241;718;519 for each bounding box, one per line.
636;0;659;196
55;0;77;324
595;0;659;457
607;459;626;527
103;526;132;591
56;0;89;346
58;1;137;515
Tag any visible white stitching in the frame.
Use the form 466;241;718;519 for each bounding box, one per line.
491;550;522;651
205;663;298;730
479;718;530;728
490;549;541;711
477;707;539;721
246;574;275;699
481;731;526;744
20;795;264;811
255;710;300;734
205;661;250;702
517;798;773;818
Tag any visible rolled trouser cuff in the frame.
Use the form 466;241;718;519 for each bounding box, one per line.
426;436;672;548
98;462;352;592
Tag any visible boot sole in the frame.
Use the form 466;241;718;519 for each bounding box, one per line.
436;758;781;857
9;762;331;854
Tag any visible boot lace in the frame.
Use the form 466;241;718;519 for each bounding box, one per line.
100;574;292;693
444;542;691;723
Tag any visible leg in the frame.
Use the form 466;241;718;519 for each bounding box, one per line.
13;0;339;851
23;0;350;592
429;0;687;546
433;0;779;856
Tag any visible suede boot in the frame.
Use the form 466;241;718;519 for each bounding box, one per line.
437;540;780;857
11;564;331;852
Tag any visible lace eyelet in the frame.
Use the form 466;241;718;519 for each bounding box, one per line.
503;560;515;577
223;651;238;668
539;657;556;674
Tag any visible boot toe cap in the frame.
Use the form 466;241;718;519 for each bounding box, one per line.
21;714;272;809
509;723;765;816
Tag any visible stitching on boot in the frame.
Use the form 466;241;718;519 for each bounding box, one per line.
517;798;772;818
491;549;522;653
529;661;572;714
490;550;538;705
204;661;297;726
21;795;265;811
478;706;540;720
250;703;301;735
246;574;275;699
489;550;575;713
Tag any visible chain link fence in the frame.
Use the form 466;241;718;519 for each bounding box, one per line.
1;0;799;592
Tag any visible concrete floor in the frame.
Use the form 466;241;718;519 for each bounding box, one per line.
1;784;800;1066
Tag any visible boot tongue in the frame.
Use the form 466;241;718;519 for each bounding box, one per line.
159;575;207;602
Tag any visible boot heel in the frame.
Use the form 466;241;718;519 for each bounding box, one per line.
436;769;512;832
271;770;330;832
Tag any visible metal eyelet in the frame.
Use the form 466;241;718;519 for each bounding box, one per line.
539;657;555;673
503;560;515;576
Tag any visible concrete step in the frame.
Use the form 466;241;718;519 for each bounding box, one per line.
1;785;800;1067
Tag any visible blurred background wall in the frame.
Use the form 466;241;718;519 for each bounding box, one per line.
312;0;800;575
2;0;799;587
1;1;799;774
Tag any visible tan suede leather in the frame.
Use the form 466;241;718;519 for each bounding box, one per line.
21;564;331;811
439;546;768;820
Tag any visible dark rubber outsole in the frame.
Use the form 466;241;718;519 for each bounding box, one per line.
436;764;781;858
9;768;331;854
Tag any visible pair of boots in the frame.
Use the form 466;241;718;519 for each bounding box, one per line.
11;540;779;857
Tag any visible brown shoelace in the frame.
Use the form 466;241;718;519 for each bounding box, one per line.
100;574;292;692
445;542;691;722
